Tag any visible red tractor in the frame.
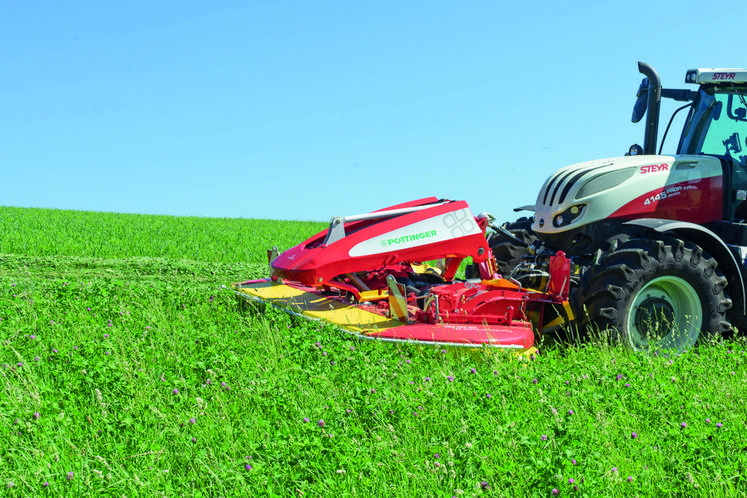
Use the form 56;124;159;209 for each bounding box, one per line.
236;62;747;353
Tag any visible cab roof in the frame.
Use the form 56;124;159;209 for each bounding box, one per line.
686;68;747;85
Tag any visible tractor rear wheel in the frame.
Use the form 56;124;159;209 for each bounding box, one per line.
575;235;732;351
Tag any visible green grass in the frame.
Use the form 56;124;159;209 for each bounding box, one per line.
0;206;326;262
1;206;747;496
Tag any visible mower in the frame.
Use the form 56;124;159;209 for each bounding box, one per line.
236;62;747;353
235;198;570;353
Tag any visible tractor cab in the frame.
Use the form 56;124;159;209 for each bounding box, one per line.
631;64;747;160
632;63;747;223
677;69;747;167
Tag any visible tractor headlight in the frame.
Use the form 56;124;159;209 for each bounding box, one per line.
553;205;585;228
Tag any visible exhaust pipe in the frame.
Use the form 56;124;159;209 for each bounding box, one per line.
637;62;662;155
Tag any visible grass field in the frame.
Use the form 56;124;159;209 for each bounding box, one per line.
1;206;747;496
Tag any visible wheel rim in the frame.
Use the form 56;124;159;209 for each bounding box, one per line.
626;275;702;350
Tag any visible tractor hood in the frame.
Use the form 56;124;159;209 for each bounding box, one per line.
532;154;723;234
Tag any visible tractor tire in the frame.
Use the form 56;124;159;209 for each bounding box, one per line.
574;235;732;351
466;217;537;279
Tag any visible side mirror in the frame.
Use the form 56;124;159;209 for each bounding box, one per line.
631;77;649;123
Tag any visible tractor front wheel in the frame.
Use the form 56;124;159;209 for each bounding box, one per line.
575;235;732;351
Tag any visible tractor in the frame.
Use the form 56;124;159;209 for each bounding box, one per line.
493;62;747;350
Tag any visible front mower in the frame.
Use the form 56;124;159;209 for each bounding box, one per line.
234;197;573;351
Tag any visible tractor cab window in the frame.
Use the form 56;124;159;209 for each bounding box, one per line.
679;87;747;166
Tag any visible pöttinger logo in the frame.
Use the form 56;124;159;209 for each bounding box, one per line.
380;230;437;248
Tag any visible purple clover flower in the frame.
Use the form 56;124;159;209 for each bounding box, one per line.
541;434;548;441
317;419;325;427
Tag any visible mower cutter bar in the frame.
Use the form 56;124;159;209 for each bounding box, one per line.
234;279;536;350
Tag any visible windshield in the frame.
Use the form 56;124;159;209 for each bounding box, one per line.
678;85;747;165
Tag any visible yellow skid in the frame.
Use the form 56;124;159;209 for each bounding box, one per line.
234;280;403;333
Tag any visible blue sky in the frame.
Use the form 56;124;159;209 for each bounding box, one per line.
3;1;745;223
